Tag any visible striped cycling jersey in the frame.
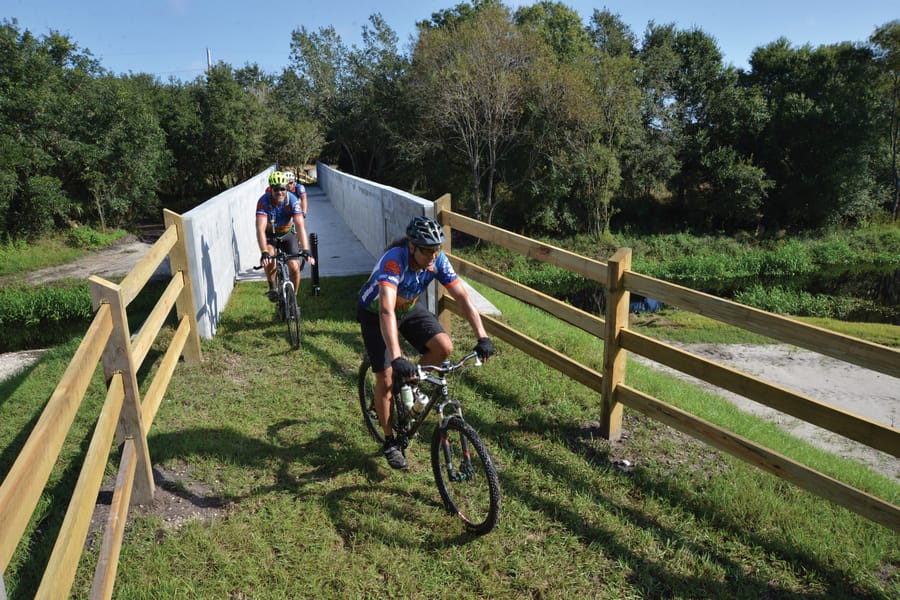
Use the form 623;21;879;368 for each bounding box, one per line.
358;245;460;318
255;191;302;235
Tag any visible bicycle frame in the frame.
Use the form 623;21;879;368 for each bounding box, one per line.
358;350;500;533
254;250;308;315
254;250;308;349
392;352;481;447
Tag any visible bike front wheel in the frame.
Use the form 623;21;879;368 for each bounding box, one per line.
358;358;385;444
275;273;287;321
284;283;301;349
431;416;500;535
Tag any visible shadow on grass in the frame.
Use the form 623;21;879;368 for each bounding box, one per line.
463;371;878;598
145;418;496;549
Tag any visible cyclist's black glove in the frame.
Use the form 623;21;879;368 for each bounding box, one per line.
260;251;271;264
391;356;416;380
474;337;494;360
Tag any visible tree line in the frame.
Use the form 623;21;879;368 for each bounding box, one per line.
2;1;898;241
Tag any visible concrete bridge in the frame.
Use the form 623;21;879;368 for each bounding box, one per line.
181;162;497;339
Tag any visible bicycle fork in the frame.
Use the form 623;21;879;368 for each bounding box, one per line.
440;429;475;482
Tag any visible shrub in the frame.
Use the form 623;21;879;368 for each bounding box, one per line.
760;239;813;276
810;239;854;265
0;283;93;351
734;284;871;320
66;226;128;249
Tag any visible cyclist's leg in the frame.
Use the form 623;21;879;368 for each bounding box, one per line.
263;237;278;297
360;309;394;439
399;303;452;366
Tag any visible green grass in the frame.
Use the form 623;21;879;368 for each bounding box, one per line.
3;275;897;598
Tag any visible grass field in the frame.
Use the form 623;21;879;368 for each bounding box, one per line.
1;274;898;598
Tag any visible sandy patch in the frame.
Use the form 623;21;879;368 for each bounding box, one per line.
631;343;899;482
0;349;48;381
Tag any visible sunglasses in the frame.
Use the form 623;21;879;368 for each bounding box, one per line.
272;186;287;192
415;245;441;258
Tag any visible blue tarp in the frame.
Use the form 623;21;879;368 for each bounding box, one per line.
629;297;662;313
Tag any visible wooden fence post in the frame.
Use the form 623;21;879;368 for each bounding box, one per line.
89;278;155;505
435;194;452;334
601;248;631;440
164;209;203;363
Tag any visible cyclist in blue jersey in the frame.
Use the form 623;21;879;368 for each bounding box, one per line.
256;171;315;301
264;170;308;218
358;216;494;469
284;171;308;218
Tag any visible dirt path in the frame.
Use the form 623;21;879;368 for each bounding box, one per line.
3;235;166;286
631;343;899;483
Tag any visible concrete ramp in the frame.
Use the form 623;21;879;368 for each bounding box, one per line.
237;184;499;317
236;186;376;281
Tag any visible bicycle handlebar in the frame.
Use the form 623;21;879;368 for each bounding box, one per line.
416;351;482;377
252;250;310;270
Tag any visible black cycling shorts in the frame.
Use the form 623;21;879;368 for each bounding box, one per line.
358;301;445;372
266;232;305;270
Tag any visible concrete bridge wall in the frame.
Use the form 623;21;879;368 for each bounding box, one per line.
316;162;433;257
182;167;274;338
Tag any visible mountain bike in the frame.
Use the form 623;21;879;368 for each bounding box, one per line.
358;352;501;534
254;250;308;349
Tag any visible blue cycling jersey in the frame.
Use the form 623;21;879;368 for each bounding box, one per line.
358;245;460;318
256;191;302;236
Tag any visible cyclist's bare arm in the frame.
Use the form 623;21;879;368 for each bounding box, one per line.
256;214;274;266
292;213;316;266
446;280;488;340
378;284;403;362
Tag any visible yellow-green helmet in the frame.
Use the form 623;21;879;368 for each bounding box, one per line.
268;171;289;186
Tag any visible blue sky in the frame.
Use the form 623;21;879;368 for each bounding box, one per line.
4;1;897;80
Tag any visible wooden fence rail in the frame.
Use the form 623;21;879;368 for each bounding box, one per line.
1;195;897;596
0;209;202;599
435;197;900;532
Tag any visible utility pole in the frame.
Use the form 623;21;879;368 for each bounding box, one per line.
206;48;211;75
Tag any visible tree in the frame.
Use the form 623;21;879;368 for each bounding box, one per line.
289;25;349;166
410;3;539;222
871;20;900;221
515;1;591;64
156;79;207;203
0;22;98;236
288;15;408;180
198;63;266;187
748;40;882;228
77;76;172;229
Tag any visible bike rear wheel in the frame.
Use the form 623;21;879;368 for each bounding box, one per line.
358;358;385;444
431;416;500;535
284;283;301;349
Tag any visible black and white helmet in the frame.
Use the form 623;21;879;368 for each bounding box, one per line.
406;216;445;247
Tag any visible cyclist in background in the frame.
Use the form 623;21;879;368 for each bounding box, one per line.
357;215;494;469
284;171;308;219
256;171;315;302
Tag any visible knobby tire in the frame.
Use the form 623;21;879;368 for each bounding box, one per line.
275;272;287;322
431;416;500;535
285;283;301;349
358;358;385;444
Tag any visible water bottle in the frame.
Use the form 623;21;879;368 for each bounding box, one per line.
411;387;429;415
399;384;414;412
